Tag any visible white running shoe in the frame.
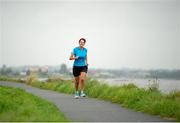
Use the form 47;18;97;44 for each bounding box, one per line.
74;91;79;99
80;91;86;97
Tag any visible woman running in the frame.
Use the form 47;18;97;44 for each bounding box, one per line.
69;38;88;99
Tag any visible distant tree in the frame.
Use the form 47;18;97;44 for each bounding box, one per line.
2;64;6;69
38;68;42;73
26;69;31;76
0;64;12;75
59;63;68;74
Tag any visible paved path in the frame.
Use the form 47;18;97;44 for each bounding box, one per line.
0;81;168;122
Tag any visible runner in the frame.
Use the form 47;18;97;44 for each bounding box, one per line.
69;38;88;99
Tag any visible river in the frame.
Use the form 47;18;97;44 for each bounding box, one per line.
39;77;180;93
97;78;180;93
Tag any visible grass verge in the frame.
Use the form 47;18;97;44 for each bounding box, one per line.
0;85;69;121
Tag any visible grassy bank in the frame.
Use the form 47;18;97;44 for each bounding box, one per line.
0;76;180;121
0;85;68;121
0;76;24;82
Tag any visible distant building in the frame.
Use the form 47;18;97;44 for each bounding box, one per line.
26;65;48;75
28;66;39;72
40;66;48;73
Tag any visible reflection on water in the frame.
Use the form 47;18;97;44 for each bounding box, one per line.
97;78;180;93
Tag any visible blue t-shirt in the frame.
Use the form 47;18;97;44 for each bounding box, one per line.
72;47;87;66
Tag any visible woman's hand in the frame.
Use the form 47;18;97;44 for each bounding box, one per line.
69;52;80;60
69;53;76;60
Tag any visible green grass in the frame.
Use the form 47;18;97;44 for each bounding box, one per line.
0;85;68;122
0;76;180;121
0;76;24;83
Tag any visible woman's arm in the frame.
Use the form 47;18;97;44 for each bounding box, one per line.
69;52;78;60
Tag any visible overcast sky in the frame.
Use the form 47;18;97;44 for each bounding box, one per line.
0;0;179;69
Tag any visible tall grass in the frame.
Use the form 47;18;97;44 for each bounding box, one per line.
85;79;179;121
26;72;39;84
0;86;68;121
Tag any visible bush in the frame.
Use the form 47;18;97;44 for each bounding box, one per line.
148;79;159;92
26;72;38;84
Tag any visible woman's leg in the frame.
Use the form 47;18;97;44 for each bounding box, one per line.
79;72;86;91
74;76;79;91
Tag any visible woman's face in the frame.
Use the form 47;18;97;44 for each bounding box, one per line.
79;40;85;47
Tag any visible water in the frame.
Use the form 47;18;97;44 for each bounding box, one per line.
38;78;48;82
97;78;180;93
38;77;180;93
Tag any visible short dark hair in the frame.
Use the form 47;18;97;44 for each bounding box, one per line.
79;38;86;43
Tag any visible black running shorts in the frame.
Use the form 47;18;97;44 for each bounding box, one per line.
73;66;88;77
